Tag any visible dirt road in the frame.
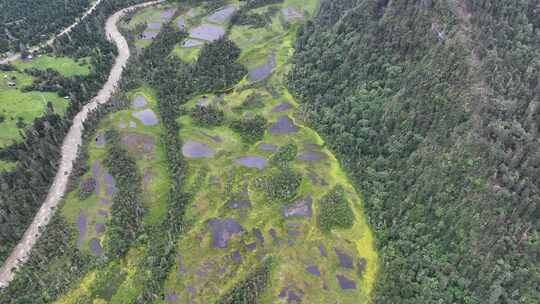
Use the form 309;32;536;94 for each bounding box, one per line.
0;0;103;65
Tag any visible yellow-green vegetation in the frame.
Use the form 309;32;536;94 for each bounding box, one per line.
13;55;91;77
0;159;16;171
0;54;89;150
61;86;169;255
170;43;200;62
0;69;67;148
55;1;377;303
55;271;97;304
162;1;378;303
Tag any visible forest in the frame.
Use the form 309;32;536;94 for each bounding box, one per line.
0;0;91;53
289;0;539;302
0;0;148;269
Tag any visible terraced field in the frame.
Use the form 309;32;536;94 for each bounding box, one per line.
49;1;378;303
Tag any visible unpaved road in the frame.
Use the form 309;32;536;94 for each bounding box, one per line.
0;0;165;288
0;0;103;65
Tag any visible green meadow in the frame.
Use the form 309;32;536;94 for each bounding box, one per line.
13;55;91;77
0;54;90;169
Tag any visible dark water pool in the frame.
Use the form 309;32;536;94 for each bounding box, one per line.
141;31;158;39
248;53;276;82
189;24;225;41
132;95;148;108
207;218;244;248
271;102;292;113
234;156;267;170
269;116;299;134
297;151;326;161
257;143;278;152
207;5;236;23
336;274;357;289
90;238;103;255
132;109;159;126
76;209;87;248
182;140;215;158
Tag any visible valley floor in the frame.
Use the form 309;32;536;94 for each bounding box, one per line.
5;1;379;303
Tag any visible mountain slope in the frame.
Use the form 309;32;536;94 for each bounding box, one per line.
289;0;539;302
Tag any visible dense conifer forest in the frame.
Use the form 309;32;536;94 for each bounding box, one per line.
0;0;91;53
290;0;539;302
0;0;148;265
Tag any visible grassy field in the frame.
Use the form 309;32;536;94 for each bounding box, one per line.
12;55;91;77
0;69;67;148
55;1;377;302
0;54;91;170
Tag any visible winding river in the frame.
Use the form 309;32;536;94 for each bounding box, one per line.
0;0;164;288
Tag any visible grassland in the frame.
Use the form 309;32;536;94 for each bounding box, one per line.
0;54;91;170
0;69;67;148
54;1;377;303
12;55;91;77
163;1;378;303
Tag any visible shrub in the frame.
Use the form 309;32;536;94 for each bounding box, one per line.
79;176;96;199
230;114;267;143
218;258;273;304
259;166;302;202
15;117;26;128
270;143;298;166
190;105;224;127
318;185;354;232
232;12;268;28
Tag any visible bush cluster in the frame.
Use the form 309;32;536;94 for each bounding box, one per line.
190;105;225;127
258;166;302;203
318;185;354;232
269;143;298;165
230;114;267;143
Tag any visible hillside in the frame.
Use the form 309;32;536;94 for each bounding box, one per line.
289;0;539;302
